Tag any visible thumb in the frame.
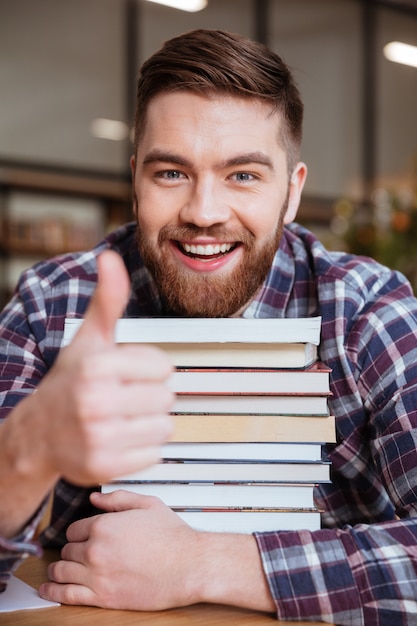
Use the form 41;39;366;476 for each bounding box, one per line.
74;250;130;347
90;490;159;512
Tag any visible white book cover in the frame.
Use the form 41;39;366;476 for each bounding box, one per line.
149;342;318;369
172;393;330;416
63;316;322;346
175;509;322;533
161;442;323;461
115;461;331;484
168;362;331;395
101;482;317;509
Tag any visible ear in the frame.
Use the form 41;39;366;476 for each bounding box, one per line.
130;154;138;217
283;161;308;225
130;154;136;176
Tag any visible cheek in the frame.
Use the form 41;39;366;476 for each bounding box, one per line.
134;192;164;239
235;187;287;238
241;210;282;242
254;189;289;237
136;213;162;243
135;185;183;236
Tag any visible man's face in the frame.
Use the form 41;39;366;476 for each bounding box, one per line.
132;92;306;317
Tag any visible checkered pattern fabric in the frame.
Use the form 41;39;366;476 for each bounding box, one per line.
1;222;417;625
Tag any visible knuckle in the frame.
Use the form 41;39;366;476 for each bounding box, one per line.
74;387;103;422
146;494;163;507
128;344;173;377
160;386;175;411
76;356;98;383
84;540;103;568
63;585;80;605
48;561;64;582
88;515;108;542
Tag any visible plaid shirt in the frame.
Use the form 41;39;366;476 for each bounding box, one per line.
1;221;417;625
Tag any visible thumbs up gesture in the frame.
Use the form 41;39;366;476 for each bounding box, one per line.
33;251;174;486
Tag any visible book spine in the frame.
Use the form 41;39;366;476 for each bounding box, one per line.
175;510;322;533
170;414;336;443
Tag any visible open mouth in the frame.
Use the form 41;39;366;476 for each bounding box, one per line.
177;241;239;260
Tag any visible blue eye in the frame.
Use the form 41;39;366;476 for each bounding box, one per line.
164;170;182;179
234;172;254;182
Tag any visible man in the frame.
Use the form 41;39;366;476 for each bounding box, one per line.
1;29;417;625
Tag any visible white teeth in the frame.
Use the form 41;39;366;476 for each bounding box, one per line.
182;242;233;255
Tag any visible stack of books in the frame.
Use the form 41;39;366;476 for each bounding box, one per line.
64;316;336;533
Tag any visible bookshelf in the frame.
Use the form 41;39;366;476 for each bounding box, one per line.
0;163;132;310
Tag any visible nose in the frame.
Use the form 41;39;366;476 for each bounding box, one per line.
179;176;232;227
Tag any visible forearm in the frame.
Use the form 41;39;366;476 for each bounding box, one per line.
0;395;59;538
0;397;54;592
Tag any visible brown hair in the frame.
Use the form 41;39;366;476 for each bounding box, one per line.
134;29;304;172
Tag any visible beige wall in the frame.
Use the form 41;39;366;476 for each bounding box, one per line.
0;0;416;200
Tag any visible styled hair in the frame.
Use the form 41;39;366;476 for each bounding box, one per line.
134;29;304;172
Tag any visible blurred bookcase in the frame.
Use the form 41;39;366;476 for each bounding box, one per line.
0;163;132;310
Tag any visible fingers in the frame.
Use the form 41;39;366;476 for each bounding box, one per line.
40;581;94;606
60;416;172;484
81;445;162;486
36;250;174;487
89;489;160;513
78;344;174;383
65;516;96;544
62;494;154;546
71;250;130;349
73;379;174;422
40;558;94;606
63;492;163;544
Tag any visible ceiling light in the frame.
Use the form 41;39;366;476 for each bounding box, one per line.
90;118;129;141
144;0;208;12
383;41;417;69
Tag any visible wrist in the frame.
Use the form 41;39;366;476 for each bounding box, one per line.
190;530;275;612
6;392;58;481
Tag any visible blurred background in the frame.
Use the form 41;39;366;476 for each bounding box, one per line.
1;0;416;307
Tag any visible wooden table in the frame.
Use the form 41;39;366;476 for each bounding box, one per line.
5;550;327;625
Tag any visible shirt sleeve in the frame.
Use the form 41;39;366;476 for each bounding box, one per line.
255;517;417;625
0;267;68;589
0;280;45;589
254;268;417;626
0;507;44;592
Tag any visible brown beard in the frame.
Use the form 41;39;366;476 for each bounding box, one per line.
136;202;288;317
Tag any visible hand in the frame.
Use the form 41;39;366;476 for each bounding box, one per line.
40;490;200;610
31;250;174;485
40;490;276;613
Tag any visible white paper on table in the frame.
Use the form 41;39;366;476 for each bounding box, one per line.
0;575;60;612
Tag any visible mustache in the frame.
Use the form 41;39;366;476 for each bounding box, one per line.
157;225;255;245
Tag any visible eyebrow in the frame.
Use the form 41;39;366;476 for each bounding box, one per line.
222;152;274;171
143;149;275;171
143;150;191;167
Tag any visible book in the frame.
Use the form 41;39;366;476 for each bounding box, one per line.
101;482;317;509
174;509;322;533
170;413;336;443
63;317;321;369
78;314;332;535
172;393;330;415
168;361;331;395
161;442;323;461
156;342;318;369
114;460;331;484
64;316;322;345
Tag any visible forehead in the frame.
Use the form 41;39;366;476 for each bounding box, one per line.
138;91;286;158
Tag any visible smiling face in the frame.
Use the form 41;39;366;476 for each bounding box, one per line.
132;92;307;317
